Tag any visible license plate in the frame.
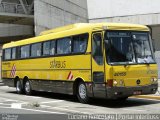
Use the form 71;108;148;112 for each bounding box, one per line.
133;91;142;95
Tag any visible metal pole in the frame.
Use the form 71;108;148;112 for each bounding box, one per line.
19;0;28;14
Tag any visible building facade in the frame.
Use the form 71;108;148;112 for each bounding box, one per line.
0;0;88;42
34;0;88;35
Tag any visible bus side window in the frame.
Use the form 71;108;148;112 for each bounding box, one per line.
43;41;50;56
31;43;41;57
50;41;55;55
92;33;103;65
11;48;16;59
4;48;11;60
21;45;30;58
57;37;71;55
73;34;88;53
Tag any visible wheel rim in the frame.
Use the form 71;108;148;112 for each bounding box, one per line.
25;81;30;93
16;81;21;92
78;83;87;99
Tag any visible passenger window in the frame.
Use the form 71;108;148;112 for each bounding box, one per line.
12;48;16;59
21;45;30;58
31;43;41;57
4;48;11;60
73;34;88;53
50;41;56;55
92;33;103;65
43;41;50;56
57;38;71;54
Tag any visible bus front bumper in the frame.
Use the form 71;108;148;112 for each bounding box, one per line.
106;83;158;99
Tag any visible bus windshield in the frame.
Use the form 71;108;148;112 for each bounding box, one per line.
104;31;155;65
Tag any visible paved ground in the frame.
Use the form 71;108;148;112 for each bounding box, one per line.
0;81;160;120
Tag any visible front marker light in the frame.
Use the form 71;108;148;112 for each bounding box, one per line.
151;77;158;83
113;80;118;86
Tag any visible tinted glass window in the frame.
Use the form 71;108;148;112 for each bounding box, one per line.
73;34;88;53
50;41;56;55
132;32;155;63
4;48;11;60
57;38;71;54
31;43;41;57
92;33;103;65
12;48;16;59
21;45;30;58
104;31;155;65
105;31;134;64
43;41;50;56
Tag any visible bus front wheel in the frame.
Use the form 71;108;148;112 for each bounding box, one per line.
16;80;23;94
24;80;32;95
77;82;89;103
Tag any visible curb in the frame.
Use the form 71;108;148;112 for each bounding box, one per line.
131;95;160;100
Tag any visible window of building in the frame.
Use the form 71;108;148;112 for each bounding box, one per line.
31;43;41;57
21;45;30;58
12;48;16;59
73;34;88;53
50;41;56;55
4;48;11;60
57;38;71;54
43;41;50;56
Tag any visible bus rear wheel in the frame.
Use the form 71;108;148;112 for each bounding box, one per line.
77;82;89;103
16;80;23;94
24;80;32;95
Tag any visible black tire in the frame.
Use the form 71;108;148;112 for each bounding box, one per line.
16;80;23;94
77;81;89;103
24;80;32;95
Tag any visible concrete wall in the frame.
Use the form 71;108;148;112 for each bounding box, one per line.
0;23;33;37
151;25;160;51
88;0;160;20
34;0;88;35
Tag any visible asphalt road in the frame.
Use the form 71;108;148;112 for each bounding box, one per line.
0;86;160;120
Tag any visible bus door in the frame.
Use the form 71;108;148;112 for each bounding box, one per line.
92;32;106;98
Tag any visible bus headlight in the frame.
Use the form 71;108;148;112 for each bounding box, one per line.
113;80;118;86
154;78;158;82
151;77;158;83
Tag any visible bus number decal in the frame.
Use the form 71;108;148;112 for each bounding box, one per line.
50;60;66;68
114;72;126;76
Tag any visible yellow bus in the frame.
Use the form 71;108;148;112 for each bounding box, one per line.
2;23;158;103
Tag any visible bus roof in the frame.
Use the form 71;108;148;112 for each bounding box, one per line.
3;23;149;49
